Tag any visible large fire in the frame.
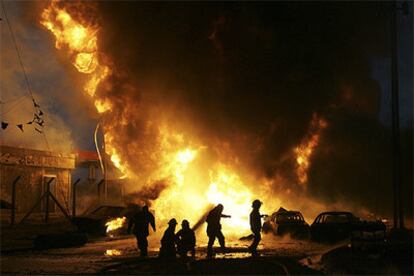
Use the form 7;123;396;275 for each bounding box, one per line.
41;2;110;99
40;1;326;238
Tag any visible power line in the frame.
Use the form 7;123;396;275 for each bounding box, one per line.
0;91;28;105
1;0;50;150
0;96;30;116
2;1;69;215
1;0;36;102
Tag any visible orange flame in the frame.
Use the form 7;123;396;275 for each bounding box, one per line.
105;217;126;233
41;2;109;98
40;2;327;239
105;249;122;256
152;140;255;235
40;2;127;174
294;114;327;185
206;164;253;230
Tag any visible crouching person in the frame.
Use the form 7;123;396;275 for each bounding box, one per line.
159;218;178;258
176;220;196;258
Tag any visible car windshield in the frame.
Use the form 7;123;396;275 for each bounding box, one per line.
276;213;303;223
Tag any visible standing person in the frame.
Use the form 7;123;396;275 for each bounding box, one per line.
159;218;178;258
206;204;231;258
127;205;156;257
176;219;196;258
249;199;263;257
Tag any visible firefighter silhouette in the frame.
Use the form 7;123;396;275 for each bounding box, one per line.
127;205;156;257
249;199;263;256
159;218;178;258
206;204;231;258
176;219;196;258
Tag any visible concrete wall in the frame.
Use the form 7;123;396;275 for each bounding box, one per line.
0;146;75;214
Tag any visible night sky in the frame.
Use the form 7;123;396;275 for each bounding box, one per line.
1;1;412;219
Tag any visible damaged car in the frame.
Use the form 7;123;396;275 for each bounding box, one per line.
262;207;310;239
310;211;360;243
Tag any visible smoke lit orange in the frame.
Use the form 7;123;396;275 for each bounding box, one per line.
294;114;327;185
40;2;328;239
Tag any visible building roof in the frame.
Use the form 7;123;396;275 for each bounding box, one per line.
77;150;99;161
0;145;75;169
76;150;101;167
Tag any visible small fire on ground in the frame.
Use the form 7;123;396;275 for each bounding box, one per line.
105;249;122;256
105;217;126;233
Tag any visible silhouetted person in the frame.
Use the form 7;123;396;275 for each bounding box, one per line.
159;218;178;258
206;204;231;258
127;205;156;257
249;199;263;256
176;219;196;258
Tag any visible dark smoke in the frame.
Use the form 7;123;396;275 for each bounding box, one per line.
124;180;168;207
95;2;411;218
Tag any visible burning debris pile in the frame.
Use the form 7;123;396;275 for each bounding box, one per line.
37;1;402;236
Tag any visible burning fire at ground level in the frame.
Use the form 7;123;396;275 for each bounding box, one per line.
0;1;412;275
1;1;412;274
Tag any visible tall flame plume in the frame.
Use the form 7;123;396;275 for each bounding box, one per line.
40;1;328;238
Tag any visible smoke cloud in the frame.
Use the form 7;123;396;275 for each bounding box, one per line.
92;2;414;218
1;1;109;153
7;2;410;222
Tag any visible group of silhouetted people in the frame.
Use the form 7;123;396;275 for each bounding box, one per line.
159;218;196;258
127;199;264;258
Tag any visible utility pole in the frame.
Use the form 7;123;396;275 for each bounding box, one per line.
390;1;408;230
94;122;107;205
103;137;108;203
72;179;81;217
10;175;21;225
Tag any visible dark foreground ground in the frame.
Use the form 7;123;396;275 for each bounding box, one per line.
2;236;412;275
1;219;412;275
1;236;322;275
100;255;320;275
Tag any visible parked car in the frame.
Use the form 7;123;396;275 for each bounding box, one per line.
310;211;360;243
262;207;310;239
72;205;127;235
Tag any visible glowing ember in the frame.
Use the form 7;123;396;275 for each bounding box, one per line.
105;249;122;256
105;217;126;233
294;114;327;185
